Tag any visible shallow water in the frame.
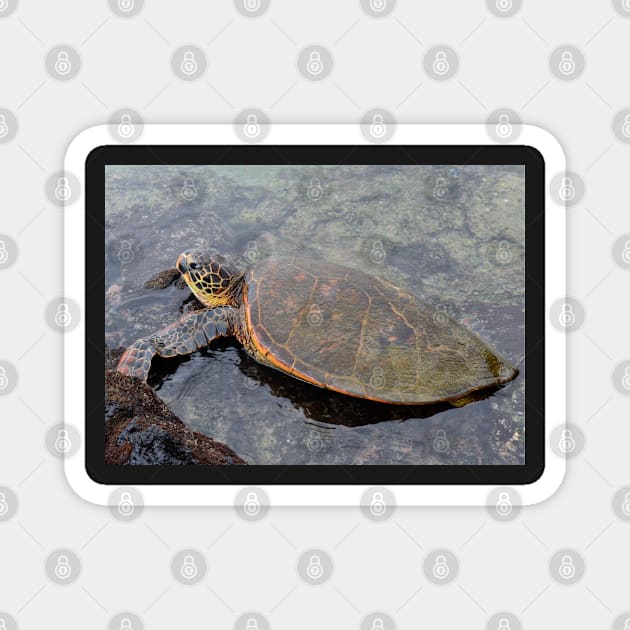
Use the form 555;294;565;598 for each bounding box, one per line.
105;163;525;465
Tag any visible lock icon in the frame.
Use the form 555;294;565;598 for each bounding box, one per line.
495;491;513;516
244;491;260;516
245;619;259;630
181;178;197;200
621;240;630;264
370;366;385;389
0;620;7;630
622;114;630;138
118;114;134;138
371;618;385;630
432;555;450;579
307;430;324;452
180;555;198;579
307;177;323;200
369;491;386;516
558;429;575;453
0;491;8;515
623;618;630;630
621;492;630;516
497;618;512;630
496;241;512;264
307;304;323;326
118;0;134;11
0;114;8;138
432;51;450;76
558;303;575;327
54;51;72;76
623;0;630;10
433;177;448;199
54;554;72;579
244;0;261;11
244;113;260;138
307;51;323;75
369;0;386;11
433;429;449;452
55;429;71;453
558;554;575;579
244;241;260;263
118;491;135;516
117;240;134;263
0;366;8;390
495;113;512;138
54;177;72;201
495;0;512;12
180;51;198;76
119;618;134;630
306;554;324;579
369;240;386;264
622;366;630;390
370;113;386;139
558;51;575;75
54;303;72;328
558;177;575;201
0;239;8;264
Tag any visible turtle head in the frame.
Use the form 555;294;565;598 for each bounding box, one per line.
176;250;242;308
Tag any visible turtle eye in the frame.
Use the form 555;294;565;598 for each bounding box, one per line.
189;262;201;271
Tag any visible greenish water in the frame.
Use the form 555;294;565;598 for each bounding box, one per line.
105;163;525;465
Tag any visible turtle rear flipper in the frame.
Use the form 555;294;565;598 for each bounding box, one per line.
117;306;238;381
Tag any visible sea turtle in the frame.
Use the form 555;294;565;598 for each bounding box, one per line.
117;251;518;404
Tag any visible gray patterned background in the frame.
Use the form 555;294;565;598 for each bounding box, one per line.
0;0;629;628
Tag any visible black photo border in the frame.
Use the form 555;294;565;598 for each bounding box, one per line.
86;144;545;486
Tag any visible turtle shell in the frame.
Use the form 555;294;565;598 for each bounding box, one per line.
243;257;517;404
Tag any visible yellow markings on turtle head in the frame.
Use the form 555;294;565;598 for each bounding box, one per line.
176;250;241;308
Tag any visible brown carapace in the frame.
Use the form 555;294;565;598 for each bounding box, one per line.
117;251;518;404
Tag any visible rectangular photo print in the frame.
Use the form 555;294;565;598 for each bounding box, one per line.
103;162;525;471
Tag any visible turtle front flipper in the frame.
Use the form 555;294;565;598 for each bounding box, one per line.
117;306;238;381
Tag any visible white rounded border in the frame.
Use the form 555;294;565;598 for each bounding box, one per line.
64;123;566;506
